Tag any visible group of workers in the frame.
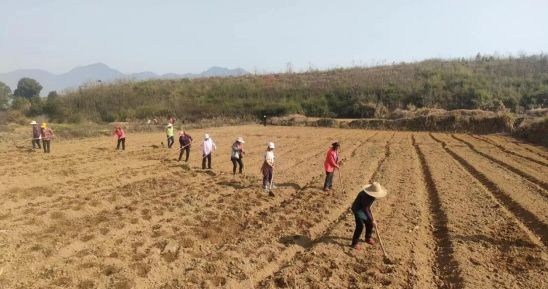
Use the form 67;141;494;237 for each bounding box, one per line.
29;120;387;250
30;121;54;153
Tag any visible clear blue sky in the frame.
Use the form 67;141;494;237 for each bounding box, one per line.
1;0;547;74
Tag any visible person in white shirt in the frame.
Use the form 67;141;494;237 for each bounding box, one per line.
261;142;276;190
201;133;216;169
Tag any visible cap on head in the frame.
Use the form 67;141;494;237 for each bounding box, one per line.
41;122;47;128
331;142;340;149
268;142;275;149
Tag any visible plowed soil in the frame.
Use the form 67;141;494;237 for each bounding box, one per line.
0;125;546;289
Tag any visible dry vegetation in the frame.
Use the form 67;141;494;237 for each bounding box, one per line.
0;125;547;288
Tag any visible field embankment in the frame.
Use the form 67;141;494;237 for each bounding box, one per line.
270;109;548;146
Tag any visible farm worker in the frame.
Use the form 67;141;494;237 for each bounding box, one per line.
351;182;388;250
178;130;193;162
231;137;245;174
201;133;216;169
30;120;41;149
261;142;275;189
166;123;175;148
323;142;341;192
263;115;267;126
40;122;54;153
113;125;126;150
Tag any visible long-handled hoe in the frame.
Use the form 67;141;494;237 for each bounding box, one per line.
337;168;347;193
371;212;394;264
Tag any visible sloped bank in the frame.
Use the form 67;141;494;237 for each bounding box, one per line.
270;110;547;147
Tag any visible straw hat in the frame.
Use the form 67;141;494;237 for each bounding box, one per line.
204;134;210;139
362;182;388;198
41;122;47;128
268;142;275;149
166;123;173;128
236;137;245;143
30;120;37;125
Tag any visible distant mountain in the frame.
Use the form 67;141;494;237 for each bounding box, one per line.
0;63;249;95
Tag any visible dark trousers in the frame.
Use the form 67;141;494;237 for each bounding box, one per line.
32;139;41;149
116;138;126;150
351;211;373;246
42;140;51;153
231;157;244;174
178;146;190;161
167;136;174;148
263;166;273;188
323;171;334;189
202;153;212;169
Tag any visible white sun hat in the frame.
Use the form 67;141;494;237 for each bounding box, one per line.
268;142;275;149
30;120;37;125
167;123;173;127
204;134;210;139
236;137;245;143
363;182;388;198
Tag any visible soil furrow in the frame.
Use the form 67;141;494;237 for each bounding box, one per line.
412;134;465;289
469;134;548;167
430;133;548;247
451;134;548;191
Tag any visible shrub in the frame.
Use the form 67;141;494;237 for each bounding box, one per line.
513;116;548;146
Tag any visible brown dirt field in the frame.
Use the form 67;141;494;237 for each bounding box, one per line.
0;125;546;289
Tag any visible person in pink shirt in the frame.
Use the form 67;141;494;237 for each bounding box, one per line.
323;142;341;191
113;125;126;150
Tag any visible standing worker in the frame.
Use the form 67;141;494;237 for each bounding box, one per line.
166;123;174;148
350;182;388;250
261;142;276;190
263;115;267;126
231;137;245;175
201;134;216;169
113;125;126;150
40;122;54;153
30;120;41;149
178;130;193;162
323;142;341;192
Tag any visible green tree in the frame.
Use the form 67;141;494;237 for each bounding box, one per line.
14;77;42;99
0;81;11;110
44;90;63;118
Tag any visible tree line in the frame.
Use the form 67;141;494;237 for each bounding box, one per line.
2;54;547;123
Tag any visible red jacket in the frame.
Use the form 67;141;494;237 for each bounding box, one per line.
323;148;339;172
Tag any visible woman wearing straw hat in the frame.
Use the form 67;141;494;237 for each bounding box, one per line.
231;137;245;175
201;133;216;169
40;122;54;153
351;182;388;250
261;142;276;190
323;142;341;192
166;123;175;148
30;121;42;149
